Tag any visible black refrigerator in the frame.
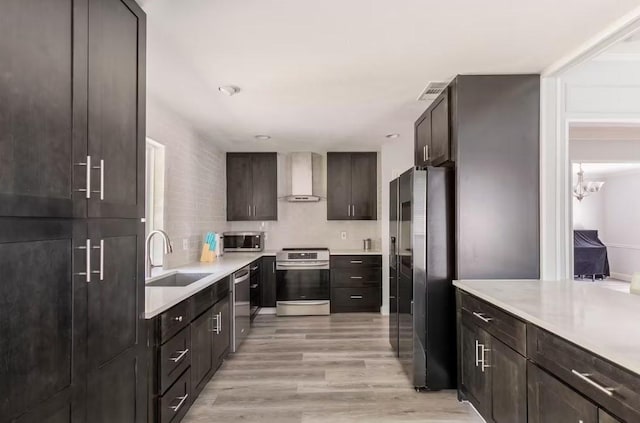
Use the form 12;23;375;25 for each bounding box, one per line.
389;167;456;390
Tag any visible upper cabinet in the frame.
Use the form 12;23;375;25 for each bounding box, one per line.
0;0;145;219
327;152;377;220
415;88;452;168
227;153;278;221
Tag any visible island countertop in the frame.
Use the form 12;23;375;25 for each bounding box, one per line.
453;279;640;376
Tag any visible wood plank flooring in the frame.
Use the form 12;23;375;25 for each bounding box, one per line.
183;313;483;423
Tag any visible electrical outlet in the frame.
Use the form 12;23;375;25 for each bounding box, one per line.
183;238;189;250
340;231;347;240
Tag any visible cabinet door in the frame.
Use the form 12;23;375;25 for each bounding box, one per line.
327;152;352;220
490;338;527;423
0;0;86;218
528;362;598;423
190;308;214;396
251;153;278;220
429;90;451;166
212;294;231;369
415;112;430;167
460;320;491;415
226;153;253;221
87;0;145;219
350;153;377;220
261;256;277;307
86;219;146;423
599;410;623;423
0;219;85;422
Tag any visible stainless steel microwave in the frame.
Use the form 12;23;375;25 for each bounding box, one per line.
223;232;265;252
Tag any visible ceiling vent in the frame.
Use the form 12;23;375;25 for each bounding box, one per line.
417;82;448;101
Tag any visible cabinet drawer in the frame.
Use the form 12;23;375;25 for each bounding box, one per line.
528;325;640;423
331;268;381;288
212;279;230;305
460;291;526;355
159;326;191;394
160;301;191;344
159;368;191;423
331;255;382;269
192;286;214;318
331;287;381;312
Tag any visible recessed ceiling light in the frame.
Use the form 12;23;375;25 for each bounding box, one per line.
218;85;240;96
255;135;271;141
386;133;400;139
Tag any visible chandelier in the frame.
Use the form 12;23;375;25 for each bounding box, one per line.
573;163;605;202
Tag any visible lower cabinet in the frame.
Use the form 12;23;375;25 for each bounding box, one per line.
148;279;231;423
260;256;277;307
330;255;382;313
457;289;630;423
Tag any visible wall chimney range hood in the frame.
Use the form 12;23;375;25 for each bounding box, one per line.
286;152;322;202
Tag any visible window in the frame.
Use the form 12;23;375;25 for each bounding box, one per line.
146;138;166;267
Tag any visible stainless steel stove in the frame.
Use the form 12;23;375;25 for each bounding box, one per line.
275;248;330;316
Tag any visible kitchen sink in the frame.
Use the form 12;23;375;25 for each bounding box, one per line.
146;272;211;287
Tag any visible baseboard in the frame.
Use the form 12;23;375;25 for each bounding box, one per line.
611;272;633;282
258;307;277;315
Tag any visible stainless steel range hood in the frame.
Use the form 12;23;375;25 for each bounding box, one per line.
285;152;322;202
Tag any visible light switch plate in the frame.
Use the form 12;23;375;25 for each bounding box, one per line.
340;231;347;240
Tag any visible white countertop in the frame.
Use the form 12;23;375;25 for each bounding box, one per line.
145;252;273;319
330;249;382;255
145;249;381;319
453;279;640;375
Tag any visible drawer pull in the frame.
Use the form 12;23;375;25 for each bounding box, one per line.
250;266;259;271
169;349;189;363
475;340;481;367
350;295;363;299
350;276;363;279
472;312;493;323
173;316;183;323
170;394;189;412
571;370;615;396
350;260;363;264
480;346;491;372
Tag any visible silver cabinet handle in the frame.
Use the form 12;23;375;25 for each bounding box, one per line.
74;155;92;198
347;205;351;217
248;205;251;216
253;205;256;216
272;261;275;273
91;239;104;280
425;145;429;160
250;266;259;271
481;346;491;372
475;340;481;367
173;316;183;322
75;239;92;282
350;260;363;264
571;370;615;396
472;312;494;323
352;204;355;216
350;276;363;279
169;349;189;363
170;394;189;412
250;284;258;289
217;312;221;334
350;295;363;299
92;159;104;200
423;146;426;161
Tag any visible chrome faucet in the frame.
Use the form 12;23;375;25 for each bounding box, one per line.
145;229;173;278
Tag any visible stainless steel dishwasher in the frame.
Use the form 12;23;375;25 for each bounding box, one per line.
232;266;251;351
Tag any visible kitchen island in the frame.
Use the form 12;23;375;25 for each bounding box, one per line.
454;279;640;423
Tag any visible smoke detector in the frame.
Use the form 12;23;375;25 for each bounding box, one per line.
417;82;448;101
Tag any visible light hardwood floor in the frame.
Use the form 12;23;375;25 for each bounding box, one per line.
183;313;483;423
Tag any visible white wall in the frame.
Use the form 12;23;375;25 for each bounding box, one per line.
602;171;640;279
228;152;382;251
147;100;228;268
380;138;414;314
572;194;605;232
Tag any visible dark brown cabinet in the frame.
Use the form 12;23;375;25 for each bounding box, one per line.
327;152;377;220
458;292;527;423
330;255;382;312
148;282;231;423
528;362;598;423
226;153;278;221
0;0;145;220
260;256;277;307
415;88;451;168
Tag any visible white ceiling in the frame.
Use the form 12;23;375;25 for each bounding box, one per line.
141;0;640;151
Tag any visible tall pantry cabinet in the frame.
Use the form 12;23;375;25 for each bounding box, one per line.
0;1;147;422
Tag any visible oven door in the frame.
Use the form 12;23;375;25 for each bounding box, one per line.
276;269;330;301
